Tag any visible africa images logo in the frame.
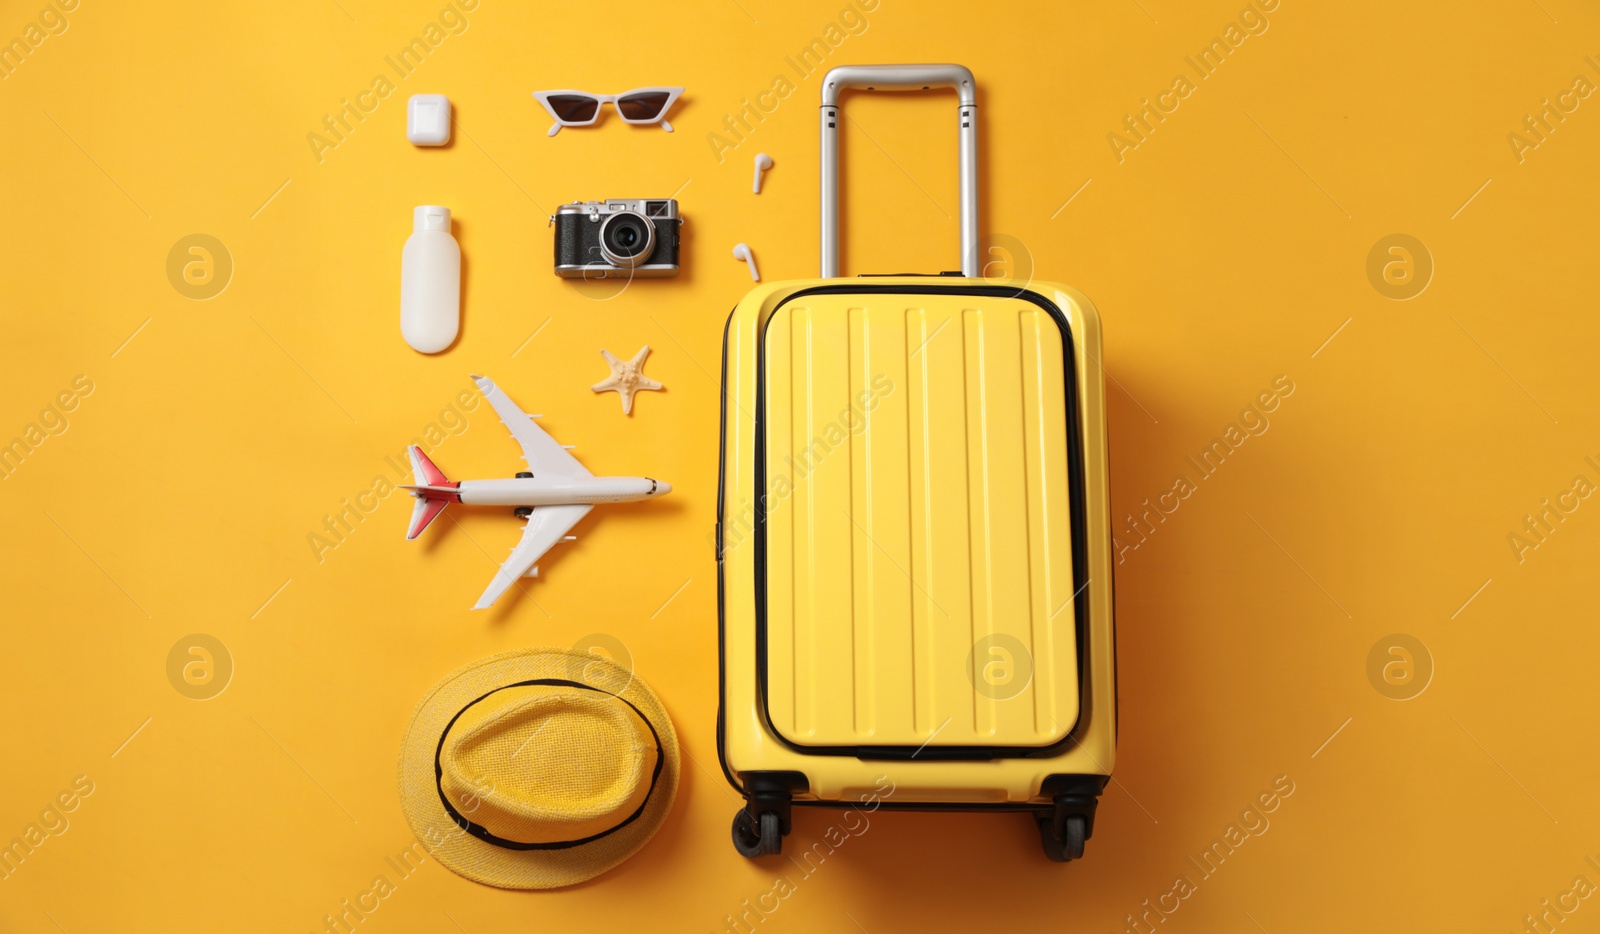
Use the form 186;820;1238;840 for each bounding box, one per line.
304;0;478;164
1113;375;1295;563
704;0;881;164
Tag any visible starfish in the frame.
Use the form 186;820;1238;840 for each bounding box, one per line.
591;346;663;415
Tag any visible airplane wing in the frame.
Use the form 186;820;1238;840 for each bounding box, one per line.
472;504;592;610
472;375;592;478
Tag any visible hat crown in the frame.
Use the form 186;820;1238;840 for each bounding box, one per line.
440;685;657;845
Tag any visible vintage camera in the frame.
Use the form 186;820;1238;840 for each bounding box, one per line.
552;199;681;278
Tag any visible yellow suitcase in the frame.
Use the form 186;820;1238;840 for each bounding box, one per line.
718;65;1116;862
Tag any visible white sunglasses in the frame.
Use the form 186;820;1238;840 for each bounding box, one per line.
532;87;683;136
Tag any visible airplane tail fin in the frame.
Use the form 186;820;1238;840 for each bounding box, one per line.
402;446;458;540
409;445;449;486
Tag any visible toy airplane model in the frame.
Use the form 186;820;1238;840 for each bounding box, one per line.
402;375;671;609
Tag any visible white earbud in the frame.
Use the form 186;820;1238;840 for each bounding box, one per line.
753;153;773;194
733;243;760;281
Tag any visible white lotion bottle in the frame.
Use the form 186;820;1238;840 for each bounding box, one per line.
401;205;460;353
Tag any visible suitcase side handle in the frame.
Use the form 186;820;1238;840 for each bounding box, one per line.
819;64;979;279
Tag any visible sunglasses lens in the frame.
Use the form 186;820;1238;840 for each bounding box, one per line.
546;94;599;123
616;92;670;121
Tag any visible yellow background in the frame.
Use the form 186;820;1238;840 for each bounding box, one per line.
2;0;1598;930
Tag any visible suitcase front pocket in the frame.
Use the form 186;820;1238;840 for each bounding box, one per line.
758;287;1085;755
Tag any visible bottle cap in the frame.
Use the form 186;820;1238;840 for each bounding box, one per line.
414;206;451;232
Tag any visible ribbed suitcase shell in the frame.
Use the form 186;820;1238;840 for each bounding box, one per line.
762;292;1080;749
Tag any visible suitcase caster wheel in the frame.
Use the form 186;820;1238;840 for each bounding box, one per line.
732;809;783;858
1037;813;1086;862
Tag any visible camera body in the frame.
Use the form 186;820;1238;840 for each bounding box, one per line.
552;199;682;278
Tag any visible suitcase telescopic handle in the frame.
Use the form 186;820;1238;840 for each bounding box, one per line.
819;64;979;278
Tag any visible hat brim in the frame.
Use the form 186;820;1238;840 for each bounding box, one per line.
398;647;680;889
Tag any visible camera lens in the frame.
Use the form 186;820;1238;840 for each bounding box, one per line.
599;211;656;268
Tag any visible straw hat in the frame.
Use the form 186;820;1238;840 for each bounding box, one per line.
397;647;679;889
